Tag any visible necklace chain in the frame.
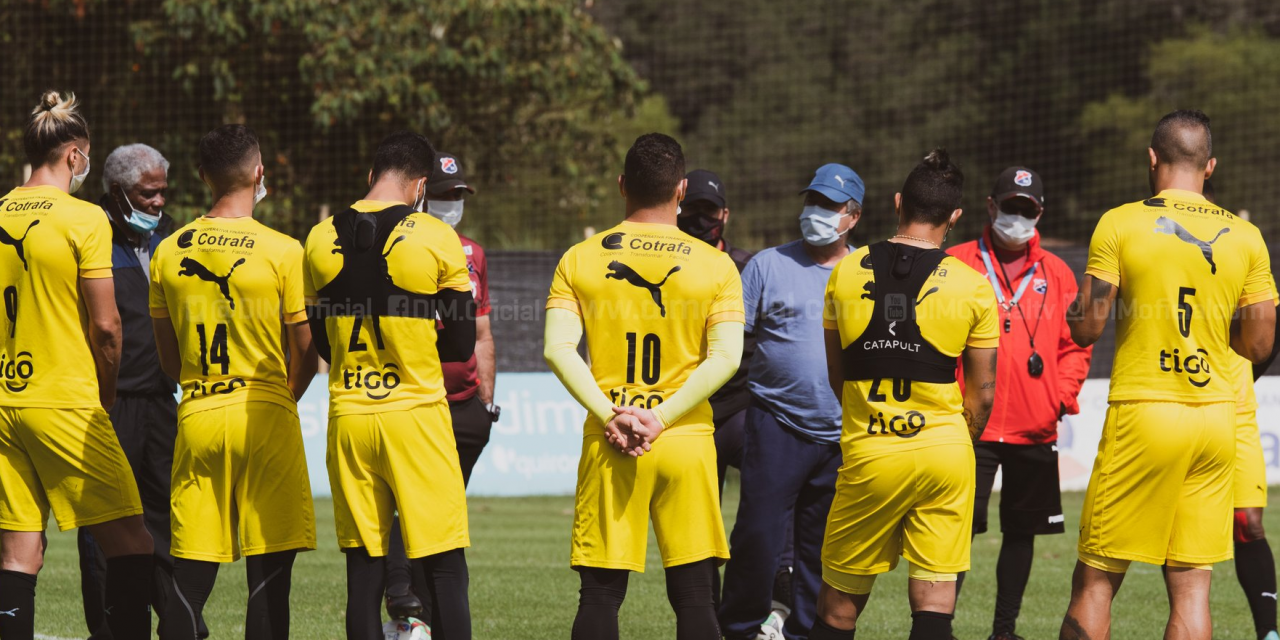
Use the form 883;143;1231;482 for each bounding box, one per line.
891;234;940;249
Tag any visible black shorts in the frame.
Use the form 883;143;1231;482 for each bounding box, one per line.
973;441;1065;536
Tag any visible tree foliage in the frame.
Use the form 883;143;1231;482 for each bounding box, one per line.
1;0;658;245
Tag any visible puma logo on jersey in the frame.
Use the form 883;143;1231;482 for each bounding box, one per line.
0;220;40;271
1154;216;1229;274
382;235;407;258
605;261;681;317
916;286;939;306
861;281;874;300
178;257;245;309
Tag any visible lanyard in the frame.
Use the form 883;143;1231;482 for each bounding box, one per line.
978;237;1038;309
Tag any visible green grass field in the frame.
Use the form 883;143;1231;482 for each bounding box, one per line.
29;480;1276;639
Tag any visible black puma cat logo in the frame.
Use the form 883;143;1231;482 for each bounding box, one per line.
861;281;874;300
1154;216;1229;274
605;261;681;317
178;257;245;309
0;220;40;271
382;235;406;258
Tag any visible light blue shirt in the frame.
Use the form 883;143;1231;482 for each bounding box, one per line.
743;240;847;443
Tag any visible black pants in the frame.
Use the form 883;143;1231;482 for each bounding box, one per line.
78;393;178;639
385;396;488;620
714;407;747;492
449;395;493;485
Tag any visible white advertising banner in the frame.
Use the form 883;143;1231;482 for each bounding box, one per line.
295;374;1280;497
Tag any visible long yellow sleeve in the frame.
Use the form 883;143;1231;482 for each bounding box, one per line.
543;307;615;425
651;321;744;428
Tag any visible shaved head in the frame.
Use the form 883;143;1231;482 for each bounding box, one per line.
1151;110;1212;169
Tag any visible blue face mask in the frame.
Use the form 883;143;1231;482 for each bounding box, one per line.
119;190;161;234
799;204;850;246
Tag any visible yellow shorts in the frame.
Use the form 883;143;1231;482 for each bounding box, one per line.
821;442;974;580
327;403;469;558
1234;411;1267;509
171;402;316;562
571;433;728;572
1078;401;1234;568
0;406;142;532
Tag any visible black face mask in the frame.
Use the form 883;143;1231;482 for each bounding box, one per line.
678;211;725;246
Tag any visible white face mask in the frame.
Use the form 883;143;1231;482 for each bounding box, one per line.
253;175;267;206
991;211;1038;247
412;178;427;212
69;148;91;194
799;205;849;246
427;200;465;228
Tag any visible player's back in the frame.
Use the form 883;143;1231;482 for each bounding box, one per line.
303;200;472;416
547;221;743;436
0;185;113;408
150;215;304;417
1087;189;1273;403
824;243;999;456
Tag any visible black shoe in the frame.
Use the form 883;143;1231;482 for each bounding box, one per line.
988;633;1025;640
385;583;423;619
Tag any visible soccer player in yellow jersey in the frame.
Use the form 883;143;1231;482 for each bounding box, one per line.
1202;179;1280;640
0;91;155;640
543;133;744;639
303;131;476;640
1063;110;1277;640
813;149;998;640
150;125;318;640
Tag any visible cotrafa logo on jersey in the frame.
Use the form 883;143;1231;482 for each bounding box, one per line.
600;231;693;256
0;199;52;212
177;229;256;250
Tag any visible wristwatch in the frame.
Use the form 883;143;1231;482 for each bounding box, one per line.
485;403;501;423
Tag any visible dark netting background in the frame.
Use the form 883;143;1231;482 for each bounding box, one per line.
5;0;1280;375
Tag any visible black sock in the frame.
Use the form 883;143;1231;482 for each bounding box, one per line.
419;549;470;640
160;558;219;640
385;515;415;603
909;611;953;640
993;534;1034;635
665;559;719;640
572;567;628;640
810;616;856;640
105;554;154;640
345;549;387;640
245;551;296;640
0;570;37;639
1236;538;1278;639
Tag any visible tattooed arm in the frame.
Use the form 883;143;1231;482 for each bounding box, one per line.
1067;275;1117;348
961;346;997;441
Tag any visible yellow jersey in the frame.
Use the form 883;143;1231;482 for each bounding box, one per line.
0;186;113;408
546;220;744;437
823;244;1000;456
149;216;306;418
303;200;471;416
1086;189;1274;403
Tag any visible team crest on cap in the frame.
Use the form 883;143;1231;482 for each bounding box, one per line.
1034;278;1048;294
1014;170;1033;187
440;157;458;174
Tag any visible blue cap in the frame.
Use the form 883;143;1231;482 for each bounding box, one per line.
800;163;864;205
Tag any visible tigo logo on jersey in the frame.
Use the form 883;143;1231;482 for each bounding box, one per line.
1014;170;1033;187
1159;347;1212;388
342;363;401;400
440;157;458;174
0;351;34;392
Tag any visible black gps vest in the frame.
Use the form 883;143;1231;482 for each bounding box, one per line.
312;205;438;321
842;241;956;384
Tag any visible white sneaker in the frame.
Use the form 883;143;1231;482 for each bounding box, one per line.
756;605;789;640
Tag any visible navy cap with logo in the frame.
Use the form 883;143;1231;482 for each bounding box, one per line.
991;166;1044;207
425;151;475;196
682;169;726;209
800;163;864;205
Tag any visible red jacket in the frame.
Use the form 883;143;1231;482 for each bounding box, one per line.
948;227;1092;444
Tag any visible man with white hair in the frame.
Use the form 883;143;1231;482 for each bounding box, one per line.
78;142;180;638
